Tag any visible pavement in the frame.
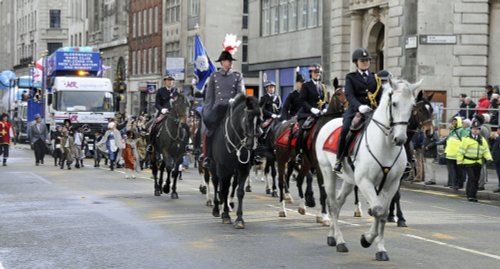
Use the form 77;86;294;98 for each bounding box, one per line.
400;160;500;202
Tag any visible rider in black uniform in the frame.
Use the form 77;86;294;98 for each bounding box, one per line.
259;81;281;121
334;48;382;173
281;70;305;120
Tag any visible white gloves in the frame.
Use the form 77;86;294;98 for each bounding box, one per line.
321;108;327;114
311;108;321;115
271;114;279;119
358;105;372;114
229;98;235;104
161;108;168;114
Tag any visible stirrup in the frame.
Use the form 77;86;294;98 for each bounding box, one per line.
334;160;343;173
203;158;210;169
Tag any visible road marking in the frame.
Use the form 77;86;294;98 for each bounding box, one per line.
7;172;52;184
401;188;461;198
403;234;500;261
430;205;455;212
266;204;361;227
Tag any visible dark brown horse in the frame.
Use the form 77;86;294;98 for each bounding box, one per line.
274;79;347;223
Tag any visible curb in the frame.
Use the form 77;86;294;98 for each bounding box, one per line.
401;181;500;202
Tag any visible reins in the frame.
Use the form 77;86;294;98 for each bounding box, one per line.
224;103;254;164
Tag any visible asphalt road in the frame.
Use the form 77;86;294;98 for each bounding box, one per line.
1;146;500;269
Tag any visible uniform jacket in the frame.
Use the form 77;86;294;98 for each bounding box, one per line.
445;117;468;160
297;80;327;119
0;121;14;145
492;136;500;163
259;93;281;120
344;71;380;118
155;87;178;112
29;121;48;144
457;135;492;165
203;69;245;127
281;90;301;120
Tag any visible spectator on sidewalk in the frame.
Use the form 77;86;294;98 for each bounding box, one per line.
461;97;476;120
486;84;496;100
476;92;490;116
123;130;139;179
424;131;440;185
445;116;467;188
489;94;499;125
0;113;15;166
457;120;493;202
458;93;468;119
412;130;425;182
492;127;500;193
29;114;48;166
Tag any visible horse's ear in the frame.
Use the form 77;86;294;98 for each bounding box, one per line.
416;90;423;101
410;79;424;96
427;92;434;102
333;77;339;89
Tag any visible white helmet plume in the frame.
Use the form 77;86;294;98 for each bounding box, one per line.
222;34;242;55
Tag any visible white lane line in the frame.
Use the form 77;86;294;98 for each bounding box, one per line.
403;234;500;261
8;172;52;184
266;204;361;227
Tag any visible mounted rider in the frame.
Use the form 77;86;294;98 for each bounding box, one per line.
281;68;305;120
202;35;245;168
147;73;178;151
334;48;383;173
295;64;328;158
259;80;282;121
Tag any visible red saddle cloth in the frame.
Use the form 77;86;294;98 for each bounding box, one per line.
323;127;362;155
276;124;299;148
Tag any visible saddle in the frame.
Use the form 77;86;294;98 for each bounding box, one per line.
276;123;300;148
301;116;316;130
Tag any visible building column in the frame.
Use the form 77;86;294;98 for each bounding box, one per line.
350;11;363;70
489;0;500;84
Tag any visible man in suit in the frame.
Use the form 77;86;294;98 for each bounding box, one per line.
259;81;281;121
30;114;48;166
334;48;382;173
281;70;305;120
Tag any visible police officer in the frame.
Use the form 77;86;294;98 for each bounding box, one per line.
202;49;245;168
457;120;493;202
155;73;178;116
295;64;328;159
259;81;281;121
334;48;382;173
281;70;305;120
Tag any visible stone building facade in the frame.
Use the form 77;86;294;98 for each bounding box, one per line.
0;0;15;72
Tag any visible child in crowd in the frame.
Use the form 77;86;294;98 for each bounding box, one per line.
123;130;139;179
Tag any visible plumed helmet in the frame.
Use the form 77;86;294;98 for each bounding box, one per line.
295;66;305;83
216;50;237;62
308;64;322;73
377;70;392;81
264;81;276;88
352;48;372;62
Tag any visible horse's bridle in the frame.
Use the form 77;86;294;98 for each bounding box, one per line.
371;91;409;137
224;104;256;164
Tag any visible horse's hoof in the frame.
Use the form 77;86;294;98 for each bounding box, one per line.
212;208;220;218
397;220;408;227
154;190;161;196
206;200;213;207
322;219;331;227
387;216;396;223
327;236;336;246
222;217;232;224
163;185;170;194
284;194;294;204
278;211;287;217
336;243;349;253
266;188;271;195
360;234;372;248
171;192;178;199
271;190;278;197
200;185;207;194
354;211;362;218
298;207;306;215
305;196;316;208
375;251;390;261
245;186;252;192
234;220;245;229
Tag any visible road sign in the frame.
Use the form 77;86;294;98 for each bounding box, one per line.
419;35;457;45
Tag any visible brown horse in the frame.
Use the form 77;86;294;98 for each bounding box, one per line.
274;79;347;222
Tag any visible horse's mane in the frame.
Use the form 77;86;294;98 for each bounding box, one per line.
231;93;247;108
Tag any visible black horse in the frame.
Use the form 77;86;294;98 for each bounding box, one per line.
209;94;261;229
149;93;190;199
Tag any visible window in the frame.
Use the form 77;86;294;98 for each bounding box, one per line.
132;13;136;38
149;8;153;35
242;0;249;29
166;0;180;24
79;33;82;46
143;49;146;74
149;48;153;74
154;6;159;33
270;0;279;34
137;50;141;74
132;51;136;75
47;42;62;55
262;0;271;36
242;36;248;63
288;0;297;31
137;11;141;37
49;9;61;28
143;10;147;36
190;0;200;17
308;0;318;27
154;47;158;73
165;41;180;57
280;0;288;33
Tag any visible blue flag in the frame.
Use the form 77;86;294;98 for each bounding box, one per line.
193;34;216;90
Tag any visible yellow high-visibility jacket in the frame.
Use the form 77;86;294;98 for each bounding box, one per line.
445;116;467;160
457;135;493;165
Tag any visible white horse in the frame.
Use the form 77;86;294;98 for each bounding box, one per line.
315;79;422;261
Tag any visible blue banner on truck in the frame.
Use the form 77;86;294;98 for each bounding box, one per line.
47;51;100;76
